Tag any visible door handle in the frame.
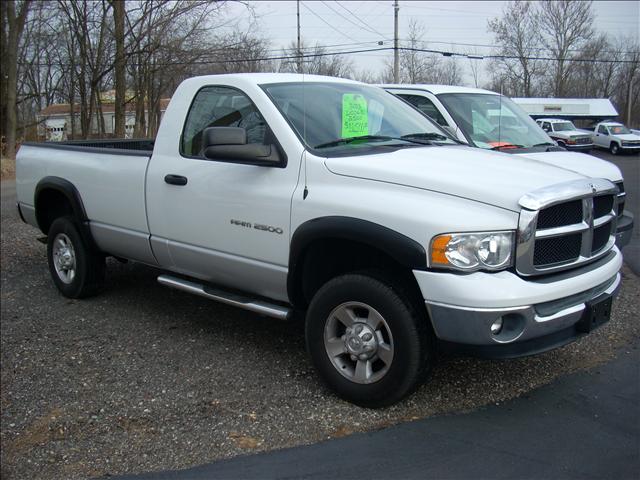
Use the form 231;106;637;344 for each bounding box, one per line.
164;174;188;186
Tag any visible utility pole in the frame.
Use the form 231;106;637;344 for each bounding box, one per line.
393;0;399;83
297;0;302;73
627;78;632;126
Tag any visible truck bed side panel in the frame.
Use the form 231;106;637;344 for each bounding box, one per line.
16;145;156;264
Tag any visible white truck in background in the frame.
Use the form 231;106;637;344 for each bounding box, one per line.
535;118;594;152
381;84;633;248
591;121;640;155
16;74;625;407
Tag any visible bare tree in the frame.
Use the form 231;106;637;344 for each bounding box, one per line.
438;57;462;85
381;19;442;84
467;51;482;88
279;39;353;78
537;0;594;97
488;1;542;97
613;36;640;126
1;0;32;158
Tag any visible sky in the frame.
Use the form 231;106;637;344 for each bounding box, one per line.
222;0;640;85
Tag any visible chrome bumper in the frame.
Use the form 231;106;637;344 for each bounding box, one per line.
425;272;620;357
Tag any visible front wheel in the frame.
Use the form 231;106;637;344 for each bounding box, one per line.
47;216;105;298
306;273;432;408
610;142;620;155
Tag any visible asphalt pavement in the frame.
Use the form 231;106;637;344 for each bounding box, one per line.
119;345;640;480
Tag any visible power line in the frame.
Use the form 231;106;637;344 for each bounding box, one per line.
327;1;391;40
17;46;639;68
300;2;359;43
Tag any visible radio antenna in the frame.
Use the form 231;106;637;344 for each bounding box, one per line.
498;82;503;147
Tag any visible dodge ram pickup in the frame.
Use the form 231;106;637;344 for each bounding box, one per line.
381;84;633;248
17;74;624;407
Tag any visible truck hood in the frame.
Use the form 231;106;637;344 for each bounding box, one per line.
323;145;587;211
615;133;640;141
516;151;622;183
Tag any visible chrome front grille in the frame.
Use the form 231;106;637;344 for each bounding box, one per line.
615;181;626;219
516;179;618;276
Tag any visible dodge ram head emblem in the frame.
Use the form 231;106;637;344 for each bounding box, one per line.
589;183;596;193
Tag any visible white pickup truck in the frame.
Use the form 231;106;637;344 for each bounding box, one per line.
535;118;594;152
591;121;640;155
381;84;632;247
17;74;624;407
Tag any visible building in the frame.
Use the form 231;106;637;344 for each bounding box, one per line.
37;97;170;141
511;98;618;126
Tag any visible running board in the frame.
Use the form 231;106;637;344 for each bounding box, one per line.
157;274;292;320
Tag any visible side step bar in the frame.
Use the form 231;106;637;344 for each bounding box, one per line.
157;274;292;320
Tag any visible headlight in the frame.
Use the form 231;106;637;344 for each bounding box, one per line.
430;231;514;271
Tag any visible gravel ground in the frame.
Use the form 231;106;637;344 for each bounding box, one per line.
1;182;639;480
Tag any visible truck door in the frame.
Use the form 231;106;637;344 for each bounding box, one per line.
595;125;608;147
145;85;300;302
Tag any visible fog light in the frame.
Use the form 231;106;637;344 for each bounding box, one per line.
491;318;504;335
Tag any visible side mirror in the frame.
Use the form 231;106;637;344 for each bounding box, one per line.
202;126;282;166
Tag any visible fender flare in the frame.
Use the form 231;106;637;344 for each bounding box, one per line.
34;176;98;250
287;216;427;304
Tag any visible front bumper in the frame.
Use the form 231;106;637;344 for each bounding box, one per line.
414;247;622;358
620;145;640;153
564;143;594;152
616;211;634;249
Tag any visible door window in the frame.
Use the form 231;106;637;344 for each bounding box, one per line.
397;94;449;127
598;125;608;134
181;86;267;157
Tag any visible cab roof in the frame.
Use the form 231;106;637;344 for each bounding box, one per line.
186;72;362;85
379;84;499;96
536;118;576;123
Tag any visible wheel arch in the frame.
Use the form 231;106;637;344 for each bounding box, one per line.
288;216;427;308
34;176;98;251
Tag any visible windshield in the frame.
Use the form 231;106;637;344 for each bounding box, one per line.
553;121;576;132
609;125;631;135
436;93;552;149
262;82;458;153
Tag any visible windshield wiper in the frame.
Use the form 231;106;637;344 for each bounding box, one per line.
532;142;556;147
314;135;400;149
490;143;525;150
401;132;449;144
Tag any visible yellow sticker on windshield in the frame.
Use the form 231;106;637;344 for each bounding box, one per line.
342;94;368;138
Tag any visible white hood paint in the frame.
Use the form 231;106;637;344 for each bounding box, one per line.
324;146;588;212
517;151;622;183
614;133;640;141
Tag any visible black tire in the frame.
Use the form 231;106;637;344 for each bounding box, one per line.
305;272;432;408
610;142;619;155
47;216;105;298
557;140;566;149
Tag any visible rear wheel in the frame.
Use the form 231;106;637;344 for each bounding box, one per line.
306;272;432;408
610;142;620;155
47;216;105;298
